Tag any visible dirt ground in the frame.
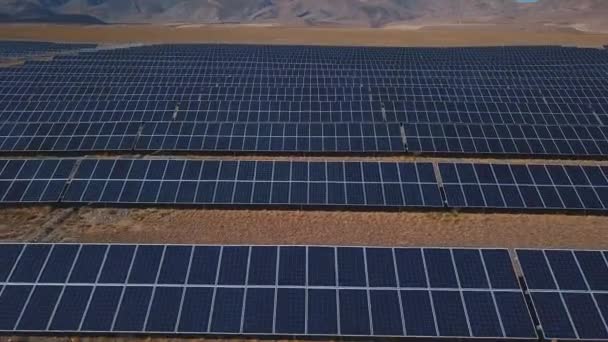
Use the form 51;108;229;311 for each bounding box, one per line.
1;23;608;47
1;206;607;250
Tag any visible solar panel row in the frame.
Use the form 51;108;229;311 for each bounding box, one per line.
5;71;607;86
137;122;405;152
63;160;442;207
50;44;608;64
4;75;606;88
0;41;96;60
4;83;600;95
2;87;606;109
7;50;608;69
0;122;405;153
517;249;608;341
1;158;608;212
1;100;604;125
406;123;608;156
440;163;608;211
1;121;607;157
7;54;607;69
0;243;537;339
0;122;139;152
4;65;607;75
33;56;608;67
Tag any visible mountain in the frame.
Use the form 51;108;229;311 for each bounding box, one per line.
0;0;606;30
0;0;106;24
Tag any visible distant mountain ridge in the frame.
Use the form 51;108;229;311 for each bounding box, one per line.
0;0;606;30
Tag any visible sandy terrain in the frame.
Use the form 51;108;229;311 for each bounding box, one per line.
0;206;606;250
0;23;607;47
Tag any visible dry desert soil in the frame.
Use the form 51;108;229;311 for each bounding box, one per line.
0;23;608;47
1;23;608;342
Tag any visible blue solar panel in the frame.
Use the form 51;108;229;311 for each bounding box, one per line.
0;44;607;158
243;287;274;333
517;249;608;341
61;159;443;209
0;244;23;282
146;286;183;332
405;123;608;157
439;162;608;212
0;122;138;152
3;158;607;214
49;285;92;331
0;40;96;60
0;159;75;203
135;122;405;153
178;287;213;332
0;243;537;339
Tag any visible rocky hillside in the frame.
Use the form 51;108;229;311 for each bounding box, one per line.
0;0;606;30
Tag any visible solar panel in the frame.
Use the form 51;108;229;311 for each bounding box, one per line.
62;159;443;208
0;243;537;339
0;159;75;203
438;162;608;211
0;122;139;152
136;122;405;153
0;44;607;158
2;158;608;213
2;118;606;157
0;41;96;60
0;99;604;127
405;123;608;157
2;119;605;157
516;249;608;341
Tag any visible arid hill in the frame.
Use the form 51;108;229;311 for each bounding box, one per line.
0;0;607;30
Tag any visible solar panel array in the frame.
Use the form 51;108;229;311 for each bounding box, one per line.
0;44;607;157
1;157;608;213
0;159;75;203
0;243;537;339
63;159;443;208
517;249;608;341
0;41;96;60
439;162;608;211
1;42;608;341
